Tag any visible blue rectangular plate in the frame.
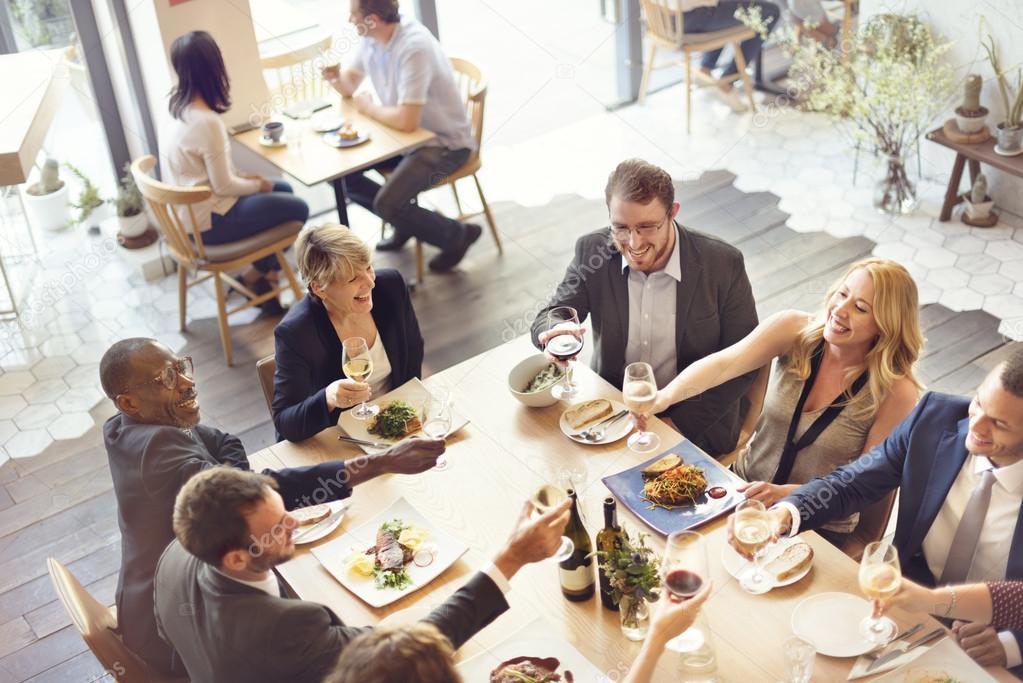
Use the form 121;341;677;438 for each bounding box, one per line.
602;440;745;536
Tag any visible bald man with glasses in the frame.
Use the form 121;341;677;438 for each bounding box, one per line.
99;337;444;675
531;159;759;457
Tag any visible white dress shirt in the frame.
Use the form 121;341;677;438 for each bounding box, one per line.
623;225;681;390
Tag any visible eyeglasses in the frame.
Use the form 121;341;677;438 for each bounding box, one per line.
609;211;671;242
119;356;194;394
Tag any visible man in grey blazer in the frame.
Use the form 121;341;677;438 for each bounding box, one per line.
154;467;570;683
531;159;759;456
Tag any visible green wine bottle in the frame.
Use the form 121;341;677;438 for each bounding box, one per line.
596;496;623;611
559;489;595;602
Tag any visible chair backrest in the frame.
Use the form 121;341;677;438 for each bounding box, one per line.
131;155;211;269
841;489;897;561
639;0;684;45
260;35;333;107
47;558;179;683
256;354;276;418
448;57;487;160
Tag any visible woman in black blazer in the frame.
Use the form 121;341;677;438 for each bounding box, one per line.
272;224;424;442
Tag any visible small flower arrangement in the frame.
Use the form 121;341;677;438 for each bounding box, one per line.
595;526;661;605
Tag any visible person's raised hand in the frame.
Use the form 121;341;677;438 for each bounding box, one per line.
325;378;371;411
872;576;933;619
726;507;790;560
378;438;445;474
353;92;375;115
493;499;571;580
648;580;713;647
738;481;795;507
321;63;340;82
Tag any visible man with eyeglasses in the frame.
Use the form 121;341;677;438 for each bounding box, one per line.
99;337;443;675
530;159;759;456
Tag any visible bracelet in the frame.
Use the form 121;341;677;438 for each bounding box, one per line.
940;586;957;618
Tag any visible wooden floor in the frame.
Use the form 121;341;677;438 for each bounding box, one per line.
0;170;1015;682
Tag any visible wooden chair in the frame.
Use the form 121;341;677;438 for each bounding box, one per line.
381;57;503;283
256;354;276;417
638;0;757;133
131;156;304;366
840;489;897;561
260;35;333;109
47;558;188;683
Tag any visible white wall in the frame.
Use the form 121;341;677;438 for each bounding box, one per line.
862;0;1023;216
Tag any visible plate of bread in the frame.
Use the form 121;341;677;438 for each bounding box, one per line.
720;536;813;588
291;499;348;545
558;398;632;445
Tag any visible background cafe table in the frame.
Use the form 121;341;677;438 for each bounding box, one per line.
233;96;436;226
250;335;1015;682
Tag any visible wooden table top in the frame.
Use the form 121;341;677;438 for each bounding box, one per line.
0;50;66;186
232;96;436;187
927;126;1023;177
251;335;1014;681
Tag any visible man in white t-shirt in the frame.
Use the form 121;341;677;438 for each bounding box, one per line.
323;0;481;272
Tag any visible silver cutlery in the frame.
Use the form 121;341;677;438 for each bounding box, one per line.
337;434;390;449
864;623;924;661
574;410;629;441
865;627;945;673
292;505;348;543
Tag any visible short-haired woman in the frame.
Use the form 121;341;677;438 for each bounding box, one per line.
641;257;924;547
160;30;308;314
272;224;423;442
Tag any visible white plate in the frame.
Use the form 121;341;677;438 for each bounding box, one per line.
338;378;470;454
558;399;632;445
292;499;348;546
322;130;371;147
258;135;287;147
873;637;998;682
311;114;345;132
310;497;468;608
720;537;812;588
791;592;875;658
457;617;609;682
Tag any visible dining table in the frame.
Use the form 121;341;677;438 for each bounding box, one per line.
249;334;1015;682
232;94;436;226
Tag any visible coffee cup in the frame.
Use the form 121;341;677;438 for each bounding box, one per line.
262;121;284;143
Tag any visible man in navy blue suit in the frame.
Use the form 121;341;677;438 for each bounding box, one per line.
742;348;1023;669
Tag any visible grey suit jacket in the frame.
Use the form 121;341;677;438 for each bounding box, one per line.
154;540;509;683
531;224;759;455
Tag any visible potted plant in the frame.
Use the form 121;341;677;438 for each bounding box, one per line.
110;162;149;238
595;526;661;641
983;36;1023;155
955;74;988;134
64;162;103;230
962;173;997;227
22;157;69;232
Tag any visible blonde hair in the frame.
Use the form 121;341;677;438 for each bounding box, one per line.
326;622;461;683
787;257;924;419
294;223;371;292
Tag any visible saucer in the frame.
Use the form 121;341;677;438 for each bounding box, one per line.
994;145;1023;157
258;135;287;148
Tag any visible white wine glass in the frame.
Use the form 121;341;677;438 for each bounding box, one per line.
422;391;452;470
858;541;901;644
341;337;378;420
733;499;774;594
623;362;660;454
531;484;574;562
546;306;583;400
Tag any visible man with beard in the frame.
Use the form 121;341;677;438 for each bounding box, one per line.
154;467;570;683
531;159;759;456
100;337;443;675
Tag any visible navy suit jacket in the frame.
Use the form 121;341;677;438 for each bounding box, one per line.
272;268;424;442
782;392;1023;657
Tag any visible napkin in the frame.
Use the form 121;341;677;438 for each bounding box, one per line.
846;638;940;680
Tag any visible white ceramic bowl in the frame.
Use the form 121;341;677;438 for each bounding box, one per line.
507;353;562;408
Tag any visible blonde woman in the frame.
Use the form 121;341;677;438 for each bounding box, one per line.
272;224;423;442
642;257;924;546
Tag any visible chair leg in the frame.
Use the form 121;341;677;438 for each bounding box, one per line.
415;240;425;284
638;43;657;104
449;181;464;219
684;52;692;135
276;250;304;300
732;43;756;114
177;264;188;332
473;174;502;254
212;273;233;367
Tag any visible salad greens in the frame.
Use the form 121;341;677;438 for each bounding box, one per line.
368;400;419;440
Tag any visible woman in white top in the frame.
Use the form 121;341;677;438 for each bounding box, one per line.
160;31;308;314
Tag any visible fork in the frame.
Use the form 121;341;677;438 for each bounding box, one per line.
577;410;629;441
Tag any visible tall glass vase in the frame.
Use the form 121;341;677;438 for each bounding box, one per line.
619;594;650;641
873;153;917;215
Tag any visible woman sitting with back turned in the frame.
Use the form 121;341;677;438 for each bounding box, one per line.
160;30;308;315
637;258;924;547
272;224;423;442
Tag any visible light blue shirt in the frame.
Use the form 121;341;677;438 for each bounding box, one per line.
622;224;681;389
350;16;475;151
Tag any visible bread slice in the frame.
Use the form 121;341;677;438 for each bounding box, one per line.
766;542;813;582
564;399;613;430
291;503;331;527
641;454;682;479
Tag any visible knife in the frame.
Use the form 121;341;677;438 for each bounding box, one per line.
865;628;945;673
337;434;391;449
292;505;348;543
571;409;629;437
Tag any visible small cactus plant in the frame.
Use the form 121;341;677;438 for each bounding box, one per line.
971;174;988;204
962;75;983;115
26;158;65;196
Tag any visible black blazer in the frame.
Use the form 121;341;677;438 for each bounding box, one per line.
272;268;424;442
530;224;759;455
154;540;509;683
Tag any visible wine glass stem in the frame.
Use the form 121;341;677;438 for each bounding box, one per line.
564;362;574;389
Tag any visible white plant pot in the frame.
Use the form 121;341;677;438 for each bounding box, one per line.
22;184;69;232
117;212;149;238
965;196;994;220
955;112;986;134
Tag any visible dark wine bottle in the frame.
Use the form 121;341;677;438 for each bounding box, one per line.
559;489;595;602
596;496;623;611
